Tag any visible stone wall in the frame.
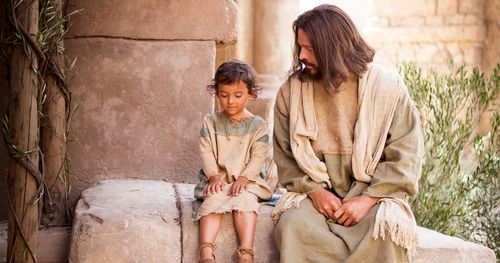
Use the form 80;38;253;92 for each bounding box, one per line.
364;0;487;72
62;0;236;207
484;0;500;73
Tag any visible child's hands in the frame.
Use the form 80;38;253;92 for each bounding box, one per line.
203;175;225;196
228;176;249;196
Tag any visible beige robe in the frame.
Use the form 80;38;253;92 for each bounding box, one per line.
195;113;276;220
273;68;423;262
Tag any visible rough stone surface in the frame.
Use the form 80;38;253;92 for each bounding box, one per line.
69;179;180;263
371;0;436;17
413;227;496;263
437;0;458;15
64;38;214;207
252;0;299;76
365;25;486;44
174;183;496;263
483;0;500;72
1;222;71;263
38;227;72;263
66;0;237;42
64;181;496;262
459;0;484;14
175;183;279;263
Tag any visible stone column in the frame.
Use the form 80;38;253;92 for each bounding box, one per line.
253;0;300;78
242;1;300;132
483;0;500;73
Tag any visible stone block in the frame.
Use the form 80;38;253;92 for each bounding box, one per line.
365;25;485;44
175;183;495;263
437;0;458;15
416;44;439;63
66;0;237;42
485;0;500;21
413;227;495;263
390;16;425;27
464;14;484;25
483;22;500;72
459;0;484;14
446;43;465;63
370;17;390;27
463;45;483;65
69;180;180;263
371;0;436;17
175;183;279;263
64;38;214;206
397;44;416;62
425;16;445;26
38;227;72;263
66;181;495;262
445;14;466;25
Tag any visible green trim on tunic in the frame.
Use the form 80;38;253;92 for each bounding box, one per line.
208;112;266;137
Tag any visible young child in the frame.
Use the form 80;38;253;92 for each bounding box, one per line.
195;60;276;263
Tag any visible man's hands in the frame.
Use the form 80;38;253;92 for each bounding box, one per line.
203;175;225;196
309;188;342;219
309;189;380;227
334;195;380;226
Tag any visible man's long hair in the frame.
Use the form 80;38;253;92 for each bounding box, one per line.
290;4;375;91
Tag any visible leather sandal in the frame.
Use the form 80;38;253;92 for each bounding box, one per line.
199;242;216;263
236;246;254;263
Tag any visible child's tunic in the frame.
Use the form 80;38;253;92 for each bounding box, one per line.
195;112;274;220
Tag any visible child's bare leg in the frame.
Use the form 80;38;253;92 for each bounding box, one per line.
199;213;223;260
233;211;257;260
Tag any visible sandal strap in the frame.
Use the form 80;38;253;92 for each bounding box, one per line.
199;242;216;262
200;242;217;251
236;247;254;257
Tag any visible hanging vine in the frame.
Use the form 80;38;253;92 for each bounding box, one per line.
2;0;79;261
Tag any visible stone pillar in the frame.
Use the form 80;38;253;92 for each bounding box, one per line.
237;1;300;132
253;0;300;78
483;0;500;73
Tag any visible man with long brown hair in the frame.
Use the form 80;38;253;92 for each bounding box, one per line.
271;4;424;263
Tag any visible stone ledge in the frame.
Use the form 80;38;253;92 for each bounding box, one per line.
0;222;70;263
68;180;496;263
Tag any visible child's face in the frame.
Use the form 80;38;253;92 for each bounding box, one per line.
217;80;253;120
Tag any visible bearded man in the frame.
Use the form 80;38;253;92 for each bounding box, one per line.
272;4;424;263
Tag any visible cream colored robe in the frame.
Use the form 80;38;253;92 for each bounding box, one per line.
196;113;277;219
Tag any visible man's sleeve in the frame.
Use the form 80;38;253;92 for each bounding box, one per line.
363;89;424;199
274;82;328;194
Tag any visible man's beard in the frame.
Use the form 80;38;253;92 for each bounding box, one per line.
300;60;321;80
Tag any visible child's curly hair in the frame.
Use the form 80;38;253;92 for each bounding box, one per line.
207;60;262;98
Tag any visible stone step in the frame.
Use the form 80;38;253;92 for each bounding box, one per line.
66;179;496;263
0;222;70;263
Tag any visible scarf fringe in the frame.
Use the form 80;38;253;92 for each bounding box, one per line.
271;192;307;222
372;200;419;260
